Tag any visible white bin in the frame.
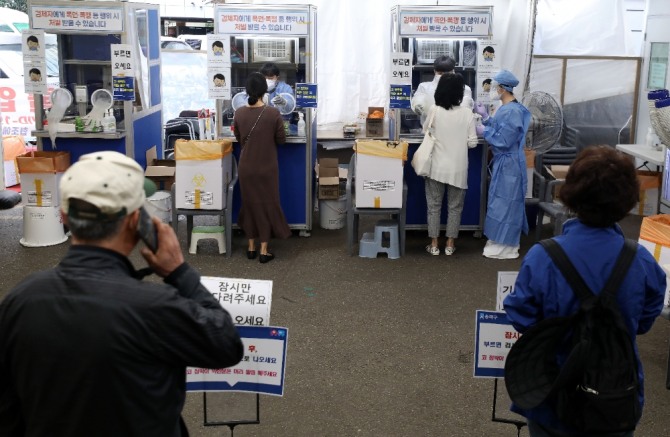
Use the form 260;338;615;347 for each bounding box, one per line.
145;190;172;223
20;205;68;247
319;196;346;230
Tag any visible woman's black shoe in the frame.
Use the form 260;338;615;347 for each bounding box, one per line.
247;250;257;260
259;253;275;264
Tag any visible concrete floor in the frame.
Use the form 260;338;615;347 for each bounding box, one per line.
1;205;669;437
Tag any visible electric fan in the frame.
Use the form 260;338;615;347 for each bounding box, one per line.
521;91;563;153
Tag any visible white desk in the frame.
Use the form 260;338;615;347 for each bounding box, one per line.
617;143;667;214
616;143;665;167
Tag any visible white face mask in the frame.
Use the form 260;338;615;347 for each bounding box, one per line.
490;86;502;101
266;79;277;92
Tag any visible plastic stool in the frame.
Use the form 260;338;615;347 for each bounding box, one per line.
358;220;400;259
189;226;226;254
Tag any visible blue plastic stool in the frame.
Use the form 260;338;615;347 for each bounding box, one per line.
358;220;400;259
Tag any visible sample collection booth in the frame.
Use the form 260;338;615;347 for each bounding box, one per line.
389;5;492;234
28;0;162;167
215;4;317;235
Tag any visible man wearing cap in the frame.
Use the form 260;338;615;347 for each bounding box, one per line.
0;151;243;436
412;55;474;127
474;70;531;259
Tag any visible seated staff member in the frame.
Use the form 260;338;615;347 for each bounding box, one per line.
260;62;294;110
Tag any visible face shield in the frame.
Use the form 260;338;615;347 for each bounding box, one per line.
489;80;502;101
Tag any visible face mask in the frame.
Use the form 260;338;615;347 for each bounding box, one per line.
266;79;277;92
490;86;502;101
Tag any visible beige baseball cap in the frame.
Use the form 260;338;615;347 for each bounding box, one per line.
60;151;156;221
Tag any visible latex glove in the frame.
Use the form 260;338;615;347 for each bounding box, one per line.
414;104;424;116
272;95;286;106
476;124;485;136
474;102;489;121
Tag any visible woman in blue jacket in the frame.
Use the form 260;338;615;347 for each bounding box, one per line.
504;145;666;436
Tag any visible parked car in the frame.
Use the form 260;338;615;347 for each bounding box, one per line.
160;37;193;51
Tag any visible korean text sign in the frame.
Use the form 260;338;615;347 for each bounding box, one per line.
200;277;272;326
399;11;491;37
186;326;288;396
30;5;124;32
389;85;411;109
473;310;520;378
216;9;308;35
295;83;317;108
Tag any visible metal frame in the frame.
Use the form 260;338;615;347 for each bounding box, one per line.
532;55;642;142
202;392;260;436
28;0;162;162
214;4;317;233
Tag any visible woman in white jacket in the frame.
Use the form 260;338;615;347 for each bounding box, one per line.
424;73;478;256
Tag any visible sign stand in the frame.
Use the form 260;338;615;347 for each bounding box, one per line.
202;393;261;436
491;379;526;436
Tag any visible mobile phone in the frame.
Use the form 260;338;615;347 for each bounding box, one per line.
137;207;158;253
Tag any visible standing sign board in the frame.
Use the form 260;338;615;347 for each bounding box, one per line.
496;271;518;312
186;326;288;396
186;277;289;396
473;310;520;378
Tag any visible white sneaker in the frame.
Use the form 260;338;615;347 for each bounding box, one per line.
444;246;455;256
425;245;440;256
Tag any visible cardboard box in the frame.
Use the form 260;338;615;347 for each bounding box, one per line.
525;149;536;199
365;107;385;137
317;158;340;200
630;170;661;216
3;160;18;187
639;214;670;307
145;146;176;191
175;139;232;210
16;151;70;207
354;140;408;208
545;164;570;200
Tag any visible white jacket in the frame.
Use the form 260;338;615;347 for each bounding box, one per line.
425;105;478;189
411;75;473;127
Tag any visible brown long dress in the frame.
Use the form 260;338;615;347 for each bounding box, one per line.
233;105;291;242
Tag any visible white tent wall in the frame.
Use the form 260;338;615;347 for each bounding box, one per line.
635;0;670;145
530;0;644;148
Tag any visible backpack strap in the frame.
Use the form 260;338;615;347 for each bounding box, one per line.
540;238;638;303
540;239;594;303
600;239;637;298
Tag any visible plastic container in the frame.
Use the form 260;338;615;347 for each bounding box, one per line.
319;195;346;229
20;205;68;247
297;112;306;136
145;190;172;223
102;109;116;133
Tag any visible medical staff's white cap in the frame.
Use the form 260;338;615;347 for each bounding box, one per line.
494;70;519;92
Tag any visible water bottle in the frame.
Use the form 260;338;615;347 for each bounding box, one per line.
297;112;306;137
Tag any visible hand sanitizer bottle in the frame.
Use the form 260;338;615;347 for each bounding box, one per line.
103;109;116;133
297;112;306;137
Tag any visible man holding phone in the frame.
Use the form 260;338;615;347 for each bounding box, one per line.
0;151;243;436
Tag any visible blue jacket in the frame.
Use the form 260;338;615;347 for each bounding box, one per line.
482;101;531;245
503;219;666;434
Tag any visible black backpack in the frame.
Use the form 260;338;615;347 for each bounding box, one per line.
504;238;640;434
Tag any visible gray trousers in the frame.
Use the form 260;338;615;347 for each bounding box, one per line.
425;178;466;239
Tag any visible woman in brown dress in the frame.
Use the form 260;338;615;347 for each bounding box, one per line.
233;72;291;263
